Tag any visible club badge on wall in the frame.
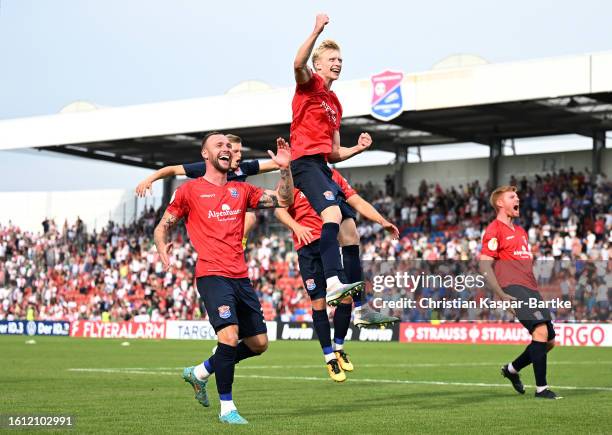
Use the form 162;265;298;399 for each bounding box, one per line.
370;70;404;121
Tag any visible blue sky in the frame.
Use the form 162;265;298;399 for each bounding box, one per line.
0;0;610;191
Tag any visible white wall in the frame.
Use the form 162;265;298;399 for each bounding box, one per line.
0;189;161;233
1;149;607;233
338;149;609;194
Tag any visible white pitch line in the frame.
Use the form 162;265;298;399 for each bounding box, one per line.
67;368;612;392
97;361;612;371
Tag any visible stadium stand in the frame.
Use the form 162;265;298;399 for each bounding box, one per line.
0;170;609;324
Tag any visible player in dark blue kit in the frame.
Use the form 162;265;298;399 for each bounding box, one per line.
136;134;279;245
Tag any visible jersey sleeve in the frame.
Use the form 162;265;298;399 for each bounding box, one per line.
331;170;357;199
240;160;260;176
297;70;323;93
182;162;206;179
245;183;265;209
480;224;500;258
166;185;189;220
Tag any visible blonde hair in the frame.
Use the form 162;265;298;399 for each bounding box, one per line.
226;134;242;145
489;185;517;210
312;39;341;67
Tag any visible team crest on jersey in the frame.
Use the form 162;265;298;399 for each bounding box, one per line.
218;305;231;319
487;237;498;251
323;190;335;201
305;279;316;291
229;187;239;198
234;168;243;176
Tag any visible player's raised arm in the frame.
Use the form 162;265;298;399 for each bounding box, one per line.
294;14;329;84
258;159;280;174
153;210;182;270
254;138;294;208
135;165;186;197
346;193;399;239
327;132;372;163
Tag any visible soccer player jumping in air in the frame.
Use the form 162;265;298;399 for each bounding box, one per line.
275;168;399;382
479;186;560;400
291;13;373;304
154;133;294;424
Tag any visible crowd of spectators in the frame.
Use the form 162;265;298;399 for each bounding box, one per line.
1;168;609;324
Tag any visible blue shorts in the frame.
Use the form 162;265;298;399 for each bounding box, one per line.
196;276;267;339
297;240;327;301
503;285;556;339
291;155;345;214
339;201;357;221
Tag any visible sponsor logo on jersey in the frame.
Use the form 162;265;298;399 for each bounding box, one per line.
320;100;337;125
513;245;533;259
218;305;231;319
208;204;242;220
200;193;215;198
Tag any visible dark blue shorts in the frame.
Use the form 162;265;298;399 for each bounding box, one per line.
196;276;267;339
503;285;555;339
297;240;327;301
340;201;357;221
291;155;345;214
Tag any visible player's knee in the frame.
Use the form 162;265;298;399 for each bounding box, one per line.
532;324;548;342
311;298;326;311
339;220;360;246
217;326;239;347
248;336;269;354
251;341;268;354
321;205;341;224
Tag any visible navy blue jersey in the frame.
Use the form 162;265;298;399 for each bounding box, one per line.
182;160;260;182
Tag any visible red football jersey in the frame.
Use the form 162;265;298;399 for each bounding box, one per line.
480;219;538;290
166;178;263;278
290;71;343;161
288;169;356;251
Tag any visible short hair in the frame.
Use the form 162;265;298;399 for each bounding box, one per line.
226;134;242;145
489;185;517;210
312;39;341;66
201;131;224;150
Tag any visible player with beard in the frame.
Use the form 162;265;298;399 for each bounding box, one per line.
154;133;294;424
137;134;279;247
479;185;560;400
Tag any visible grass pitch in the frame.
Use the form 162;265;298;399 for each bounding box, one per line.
1;336;611;434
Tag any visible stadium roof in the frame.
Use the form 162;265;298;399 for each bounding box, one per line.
0;51;611;169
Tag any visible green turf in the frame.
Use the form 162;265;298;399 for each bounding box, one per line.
1;336;611;434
